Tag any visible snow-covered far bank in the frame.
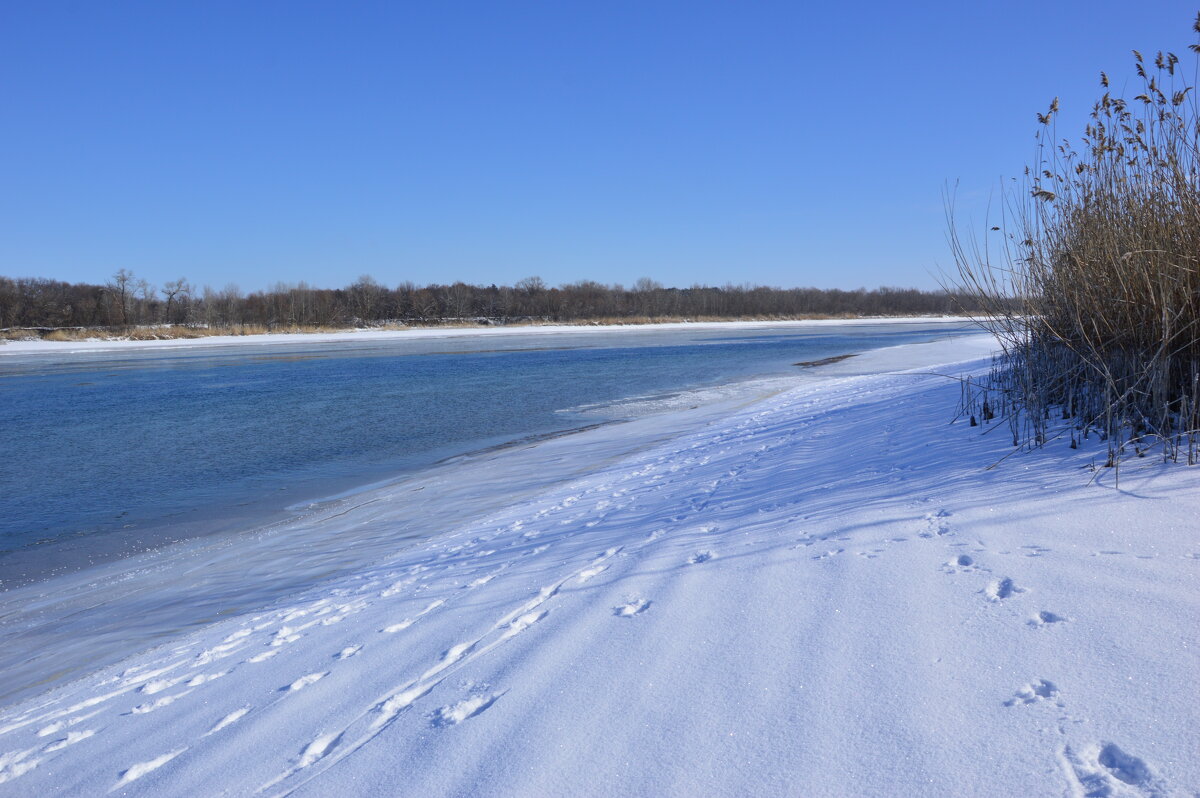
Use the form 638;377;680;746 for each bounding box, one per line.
0;316;973;356
0;332;1196;797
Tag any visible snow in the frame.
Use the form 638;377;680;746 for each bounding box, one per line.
0;331;1197;796
0;316;969;356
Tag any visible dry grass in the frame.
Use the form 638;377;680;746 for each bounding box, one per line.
950;19;1200;469
3;311;941;355
1;323;374;342
4;315;877;343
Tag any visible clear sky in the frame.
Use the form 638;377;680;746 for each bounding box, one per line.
3;1;1198;293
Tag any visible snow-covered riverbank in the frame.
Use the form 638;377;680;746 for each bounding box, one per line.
0;317;969;356
1;333;1196;796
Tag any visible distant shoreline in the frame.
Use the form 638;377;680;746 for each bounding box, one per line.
0;315;975;356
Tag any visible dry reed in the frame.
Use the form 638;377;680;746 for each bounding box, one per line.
950;17;1200;469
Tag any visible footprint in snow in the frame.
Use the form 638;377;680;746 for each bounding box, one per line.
1003;679;1060;706
205;707;250;736
114;748;187;788
1027;611;1067;627
1062;742;1165;796
687;551;714;565
284;672;327;692
984;577;1024;601
431;692;503;727
41;729;95;753
613;598;651;617
941;554;985;574
918;509;952;538
812;548;843;561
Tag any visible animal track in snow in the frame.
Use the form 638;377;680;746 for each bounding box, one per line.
379;579;414;598
336;645;362;660
286;672;328;692
250;547;624;793
499;610;547;642
40;729;94;753
381;599;446;634
576;564;608;583
141;676;188;695
984;577;1024;601
1003;679;1060;706
613;598;651;617
0;749;42;784
942;554;986;574
687;551;714;565
918;508;952;538
270;628;302;647
431;692;503;727
205;707;250;736
222;628;251;644
114;748;187;788
812;548;843;560
186;670;227;687
421;642;477;682
1028;611;1067;627
382;620;414;634
129;689;193;715
1060;742;1165;797
1020;544;1051;557
36;711;100;739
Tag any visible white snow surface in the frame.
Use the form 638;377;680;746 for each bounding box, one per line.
0;316;968;355
1;333;1197;796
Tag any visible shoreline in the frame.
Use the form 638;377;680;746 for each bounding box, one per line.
0;322;973;590
0;315;974;357
0;333;993;708
0;330;1194;795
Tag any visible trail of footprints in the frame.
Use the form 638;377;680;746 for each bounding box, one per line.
5;399;753;791
258;545;628;795
793;502;1169;795
6;407;1172;795
37;414;784;791
0;542;632;792
928;507;1167;797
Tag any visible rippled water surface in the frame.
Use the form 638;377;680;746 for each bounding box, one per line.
0;322;971;584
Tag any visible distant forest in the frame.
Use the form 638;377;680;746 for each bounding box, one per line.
0;271;987;330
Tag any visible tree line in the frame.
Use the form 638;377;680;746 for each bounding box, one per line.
0;271;989;330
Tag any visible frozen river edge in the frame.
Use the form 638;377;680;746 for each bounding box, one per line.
0;316;971;357
0;331;1197;796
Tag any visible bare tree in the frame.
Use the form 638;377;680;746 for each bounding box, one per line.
107;269;135;326
161;278;191;324
348;275;384;323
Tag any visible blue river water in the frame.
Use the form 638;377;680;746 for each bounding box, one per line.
0;321;972;586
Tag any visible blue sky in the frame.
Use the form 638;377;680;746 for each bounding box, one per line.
3;1;1198;292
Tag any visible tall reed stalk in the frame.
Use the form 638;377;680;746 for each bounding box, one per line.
950;17;1200;469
